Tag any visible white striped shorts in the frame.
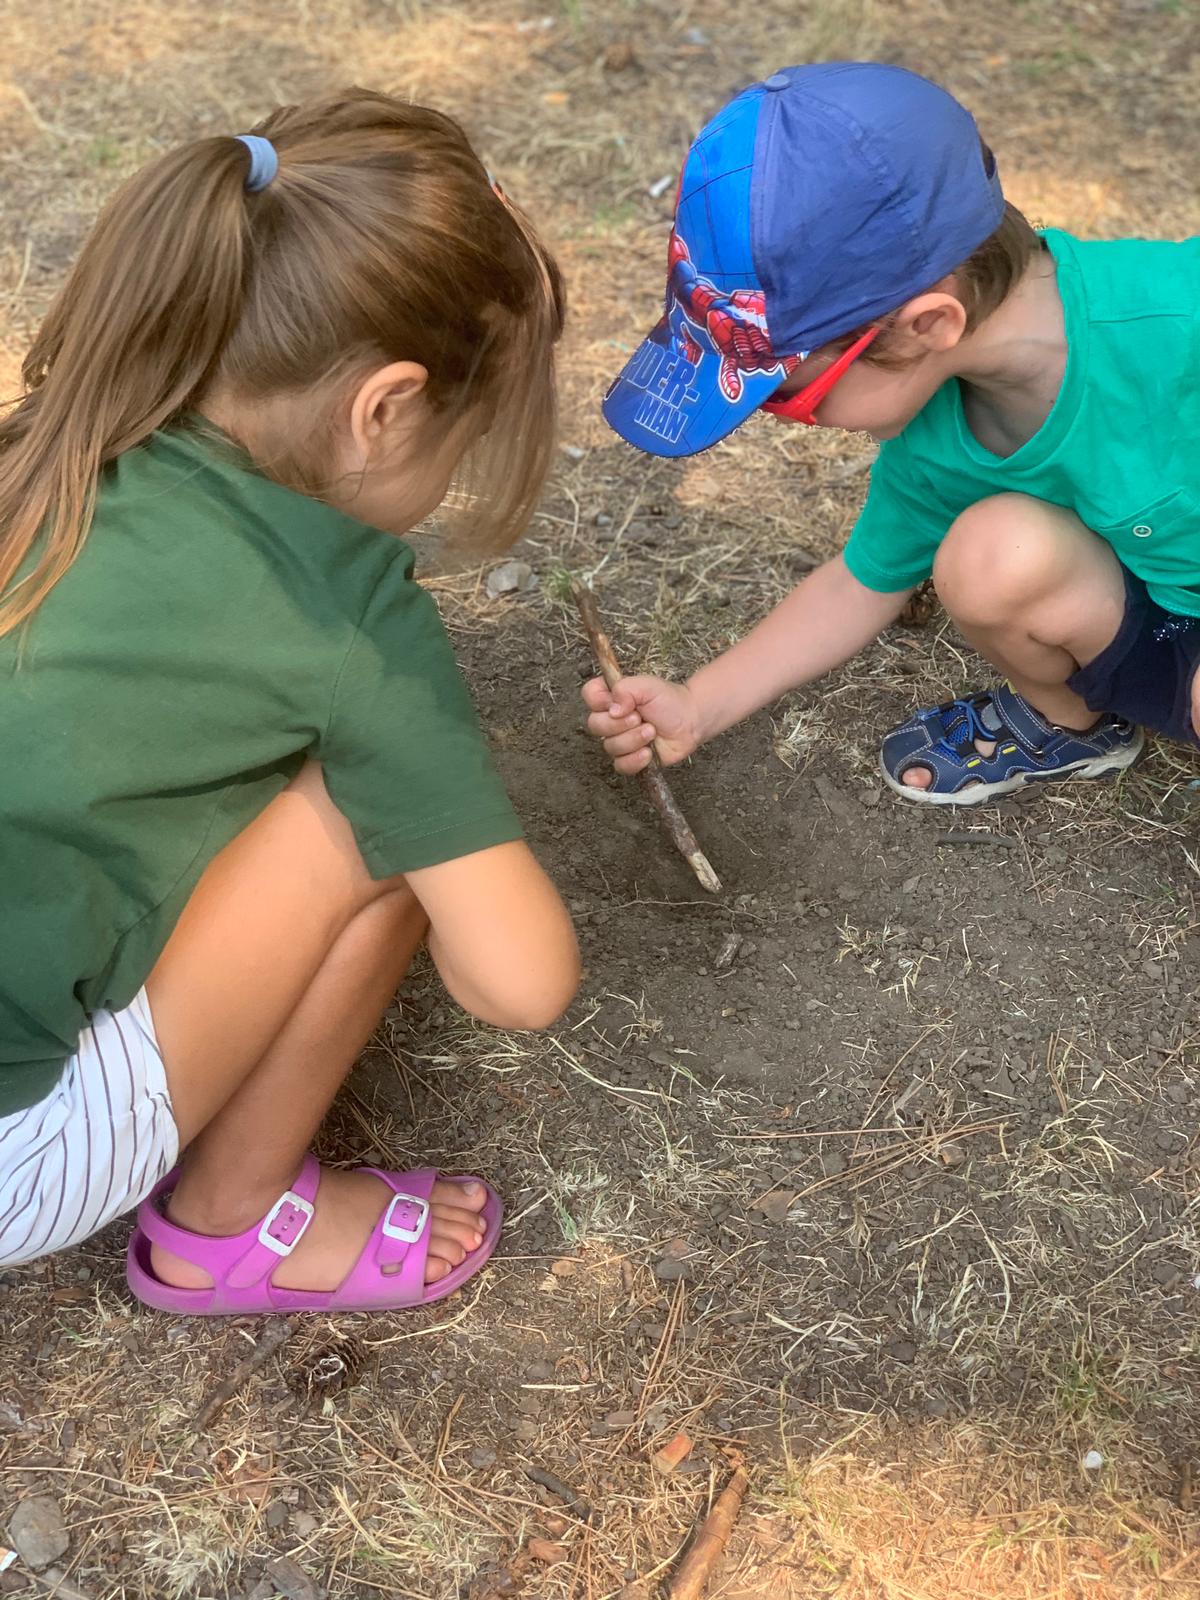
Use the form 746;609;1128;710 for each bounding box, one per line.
0;990;180;1266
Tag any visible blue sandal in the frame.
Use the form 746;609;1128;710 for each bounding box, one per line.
880;685;1144;806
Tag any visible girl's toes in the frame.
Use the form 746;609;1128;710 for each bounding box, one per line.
435;1203;489;1239
431;1178;487;1215
429;1229;468;1269
424;1255;452;1285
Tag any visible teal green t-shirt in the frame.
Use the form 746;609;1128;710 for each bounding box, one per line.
844;229;1200;613
0;425;522;1114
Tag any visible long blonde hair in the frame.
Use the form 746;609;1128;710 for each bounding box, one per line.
0;89;565;636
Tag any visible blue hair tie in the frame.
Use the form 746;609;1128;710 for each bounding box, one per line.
235;134;278;193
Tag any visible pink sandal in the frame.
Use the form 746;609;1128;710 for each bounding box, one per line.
125;1154;503;1315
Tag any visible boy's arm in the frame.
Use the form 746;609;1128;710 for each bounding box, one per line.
407;842;580;1031
583;553;913;773
690;554;914;740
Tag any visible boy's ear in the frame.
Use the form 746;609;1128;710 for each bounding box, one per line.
348;361;430;460
892;284;967;353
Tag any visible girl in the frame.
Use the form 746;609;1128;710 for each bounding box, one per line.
0;90;580;1314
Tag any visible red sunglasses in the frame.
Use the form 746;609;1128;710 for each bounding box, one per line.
759;325;880;426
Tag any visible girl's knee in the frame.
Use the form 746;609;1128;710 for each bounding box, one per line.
934;494;1082;624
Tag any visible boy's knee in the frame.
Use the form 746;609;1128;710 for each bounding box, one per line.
933;494;1068;625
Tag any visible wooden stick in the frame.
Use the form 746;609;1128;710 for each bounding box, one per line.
572;581;722;894
192;1319;295;1429
667;1463;750;1600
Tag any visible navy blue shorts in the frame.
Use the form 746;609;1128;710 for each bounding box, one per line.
1068;569;1200;748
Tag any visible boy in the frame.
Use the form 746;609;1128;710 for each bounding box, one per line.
583;63;1200;805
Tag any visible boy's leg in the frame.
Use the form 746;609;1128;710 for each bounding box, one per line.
145;761;487;1291
901;494;1127;790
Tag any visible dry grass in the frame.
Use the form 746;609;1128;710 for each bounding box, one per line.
4;1;1200;1597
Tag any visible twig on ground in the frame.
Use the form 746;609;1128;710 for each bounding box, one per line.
526;1466;592;1520
24;1568;95;1600
605;1278;688;1462
667;1463;750;1600
434;1392;465;1474
782;1118;1006;1205
637;1277;687;1422
936;829;1017;849
192;1319;296;1429
572;580;722;895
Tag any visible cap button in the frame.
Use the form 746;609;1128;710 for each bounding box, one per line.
764;71;791;91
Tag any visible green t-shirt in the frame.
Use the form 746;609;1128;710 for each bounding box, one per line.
0;424;522;1114
844;229;1200;614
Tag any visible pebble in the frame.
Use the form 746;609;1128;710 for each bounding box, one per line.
562;444;586;462
265;1501;290;1531
1153;1260;1181;1287
525;1361;555;1381
653;1258;693;1282
261;1556;325;1600
469;1446;499;1469
604;1410;637;1429
292;1511;319;1537
887;1339;917;1364
8;1496;68;1570
1083;1450;1104;1471
486;560;537;599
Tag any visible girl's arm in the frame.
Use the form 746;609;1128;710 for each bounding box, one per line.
583;553;915;773
407;842;580;1030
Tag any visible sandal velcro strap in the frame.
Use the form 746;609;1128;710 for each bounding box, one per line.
881;685;1143;806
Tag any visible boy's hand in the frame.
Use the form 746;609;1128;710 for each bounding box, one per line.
581;675;701;774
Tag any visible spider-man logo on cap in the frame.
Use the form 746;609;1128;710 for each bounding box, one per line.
603;62;1005;457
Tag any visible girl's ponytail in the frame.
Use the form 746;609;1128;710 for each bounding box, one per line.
0;137;256;635
2;92;565;636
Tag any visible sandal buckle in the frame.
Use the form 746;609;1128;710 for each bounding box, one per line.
258;1190;315;1257
381;1192;429;1245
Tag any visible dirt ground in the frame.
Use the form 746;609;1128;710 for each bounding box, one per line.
4;2;1200;1597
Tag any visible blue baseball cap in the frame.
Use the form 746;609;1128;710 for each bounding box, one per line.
603;62;1005;458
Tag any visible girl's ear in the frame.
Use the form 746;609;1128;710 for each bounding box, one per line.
892;286;967;353
348;361;430;461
